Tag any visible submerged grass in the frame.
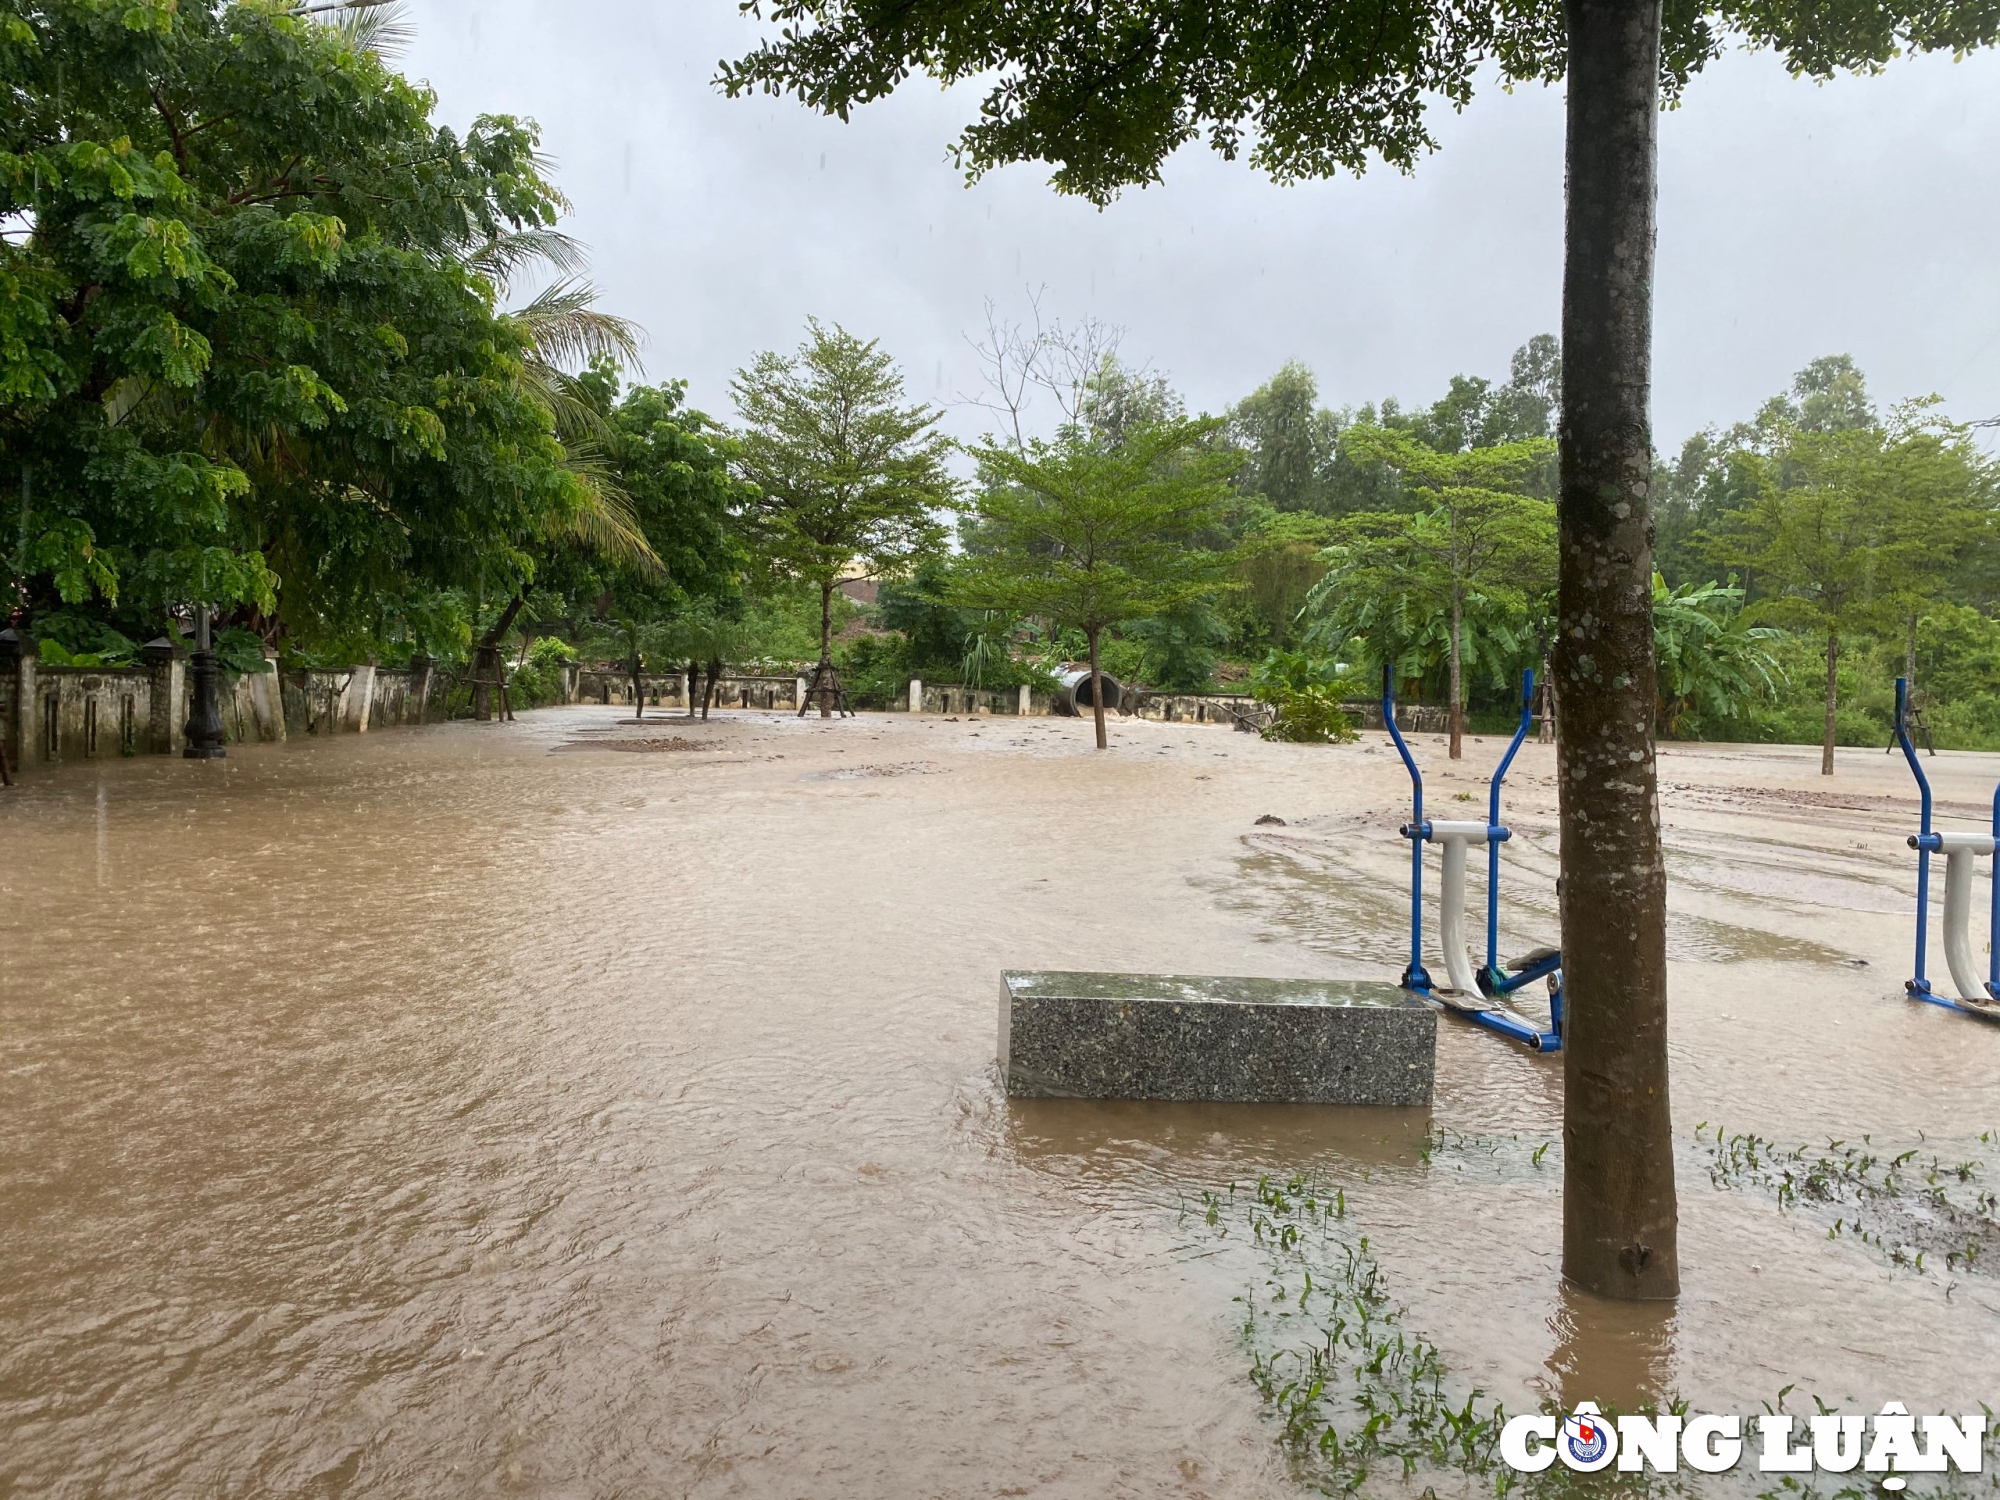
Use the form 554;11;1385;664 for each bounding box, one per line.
1203;1173;1508;1494
1697;1125;2000;1282
1196;1171;2000;1498
1190;1173;1693;1497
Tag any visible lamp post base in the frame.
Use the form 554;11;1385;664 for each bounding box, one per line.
183;647;227;759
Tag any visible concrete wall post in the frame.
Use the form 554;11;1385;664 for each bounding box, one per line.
253;654;286;741
345;664;377;733
140;637;184;755
408;654;433;723
909;678;922;715
0;629;32;771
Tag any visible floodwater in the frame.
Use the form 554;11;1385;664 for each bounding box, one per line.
2;706;1996;1497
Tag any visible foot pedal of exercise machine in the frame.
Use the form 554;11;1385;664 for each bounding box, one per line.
1431;987;1498;1015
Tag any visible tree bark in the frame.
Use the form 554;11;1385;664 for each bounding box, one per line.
1554;0;1680;1302
1448;590;1465;759
1822;630;1839;776
703;657;721;720
1087;625;1108;750
687;659;701;719
817;582;835;718
631;647;645;722
472;593;524;722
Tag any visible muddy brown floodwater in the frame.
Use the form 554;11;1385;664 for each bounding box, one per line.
3;707;1997;1497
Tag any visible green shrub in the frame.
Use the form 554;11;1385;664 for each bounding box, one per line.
1125;605;1228;692
35;638;128;668
214;627;271;675
1261;684;1358;743
1922;696;2000;751
1245;650;1360;743
508;636;577;708
835;633;910;709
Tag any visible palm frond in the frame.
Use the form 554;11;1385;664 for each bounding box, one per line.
465;228;592;291
561;466;661;575
293;0;414;60
508;279;643;371
517;361;615;446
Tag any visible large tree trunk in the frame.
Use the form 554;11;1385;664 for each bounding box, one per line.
687;659;701;719
1448;590;1465;759
1087;625;1108;751
703;657;722;721
1554;0;1680;1302
1822;630;1839;776
817;582;835;718
473;594;524;722
631;645;645;722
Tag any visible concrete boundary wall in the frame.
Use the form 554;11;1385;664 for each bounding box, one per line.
1129;692;1260;726
2;642;1454;782
3;630;184;767
281;661;443;737
578;670;806;713
0;638;296;770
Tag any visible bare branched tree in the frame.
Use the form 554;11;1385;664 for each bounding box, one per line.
960;287;1133;451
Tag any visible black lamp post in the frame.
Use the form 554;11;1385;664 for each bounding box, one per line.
182;604;226;759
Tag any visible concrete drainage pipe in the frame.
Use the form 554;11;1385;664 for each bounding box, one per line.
1052;667;1126;717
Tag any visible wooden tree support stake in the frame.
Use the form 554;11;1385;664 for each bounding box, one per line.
797;658;854;718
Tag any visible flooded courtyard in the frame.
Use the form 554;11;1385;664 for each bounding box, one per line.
3;706;1996;1497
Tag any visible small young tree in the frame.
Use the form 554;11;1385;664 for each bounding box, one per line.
732;321;954;715
1309;429;1556;758
956;419;1240;749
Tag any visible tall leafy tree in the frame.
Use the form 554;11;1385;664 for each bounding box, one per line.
1715;407;1984;775
723;0;2000;1301
534;364;755;717
731;320;953;714
2;0;616;660
956;418;1239;748
1228;362;1344;516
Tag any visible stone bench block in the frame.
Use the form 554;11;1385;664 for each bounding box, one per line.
999;971;1435;1105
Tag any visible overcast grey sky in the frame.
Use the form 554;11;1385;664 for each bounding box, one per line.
402;2;2000;453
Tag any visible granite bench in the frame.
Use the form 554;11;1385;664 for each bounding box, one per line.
999;971;1436;1106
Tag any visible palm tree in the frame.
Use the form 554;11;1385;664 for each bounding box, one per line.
459;232;660;714
303;2;657;574
296;2;658;715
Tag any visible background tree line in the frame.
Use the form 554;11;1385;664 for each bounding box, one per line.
9;3;1996;765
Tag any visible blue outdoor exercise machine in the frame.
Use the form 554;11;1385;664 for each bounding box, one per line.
1382;665;1565;1051
1894;676;2000;1022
